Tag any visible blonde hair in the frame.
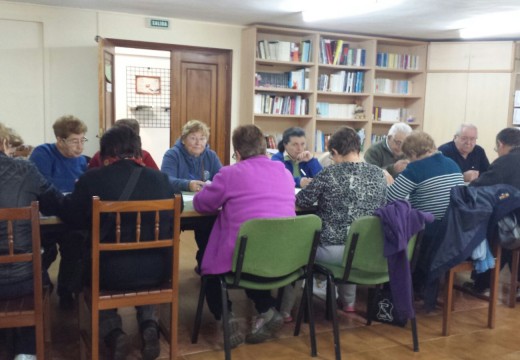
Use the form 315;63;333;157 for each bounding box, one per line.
0;123;23;152
402;131;436;159
181;120;210;140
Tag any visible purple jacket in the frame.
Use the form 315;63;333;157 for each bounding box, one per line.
374;200;434;319
193;155;296;275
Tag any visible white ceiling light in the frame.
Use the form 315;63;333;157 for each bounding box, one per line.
301;0;403;22
458;11;520;39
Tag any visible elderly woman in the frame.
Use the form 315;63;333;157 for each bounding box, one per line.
296;126;387;312
161;119;222;193
0;123;63;360
28;115;89;308
386;131;464;219
386;131;464;293
194;124;295;346
61;126;178;360
272;127;322;188
161;120;222;270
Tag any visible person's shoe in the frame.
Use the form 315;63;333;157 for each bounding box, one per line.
14;355;37;360
105;328;130;360
59;292;74;310
280;311;293;323
342;304;356;313
245;308;283;344
462;281;490;297
140;320;161;360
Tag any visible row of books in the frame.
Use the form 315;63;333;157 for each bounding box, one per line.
257;40;312;62
319;39;367;66
254;94;309;115
374;78;412;95
318;71;365;93
316;102;357;119
376;52;419;70
373;107;408;122
315;128;366;152
371;134;388;143
264;134;278;149
255;69;310;90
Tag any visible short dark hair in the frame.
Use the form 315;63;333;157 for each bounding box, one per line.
100;126;142;159
401;131;436;159
232;125;266;160
278;127;306;153
327;126;360;155
496;127;520;147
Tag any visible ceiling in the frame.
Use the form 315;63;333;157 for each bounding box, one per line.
12;0;520;40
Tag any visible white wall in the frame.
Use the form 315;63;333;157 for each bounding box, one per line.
0;1;242;158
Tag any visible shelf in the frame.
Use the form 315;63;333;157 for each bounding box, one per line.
255;87;313;94
256;59;314;67
317;91;370;97
254;114;313;119
316;117;369;122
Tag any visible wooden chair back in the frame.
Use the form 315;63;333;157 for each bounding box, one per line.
0;201;49;359
80;195;181;360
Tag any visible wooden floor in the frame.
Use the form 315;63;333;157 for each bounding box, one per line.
2;230;520;360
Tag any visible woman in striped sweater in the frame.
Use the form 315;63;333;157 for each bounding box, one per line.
386;130;464;292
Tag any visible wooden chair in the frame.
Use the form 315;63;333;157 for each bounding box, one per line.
79;195;181;359
508;248;520;308
442;242;501;336
0;201;51;359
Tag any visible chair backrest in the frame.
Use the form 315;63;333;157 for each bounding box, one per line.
0;201;43;316
341;216;418;282
90;195;182;297
231;214;322;279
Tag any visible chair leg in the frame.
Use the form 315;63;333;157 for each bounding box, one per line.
170;295;178;359
92;305;99;360
35;312;45;360
442;269;455;336
488;245;501;329
219;278;232;360
304;276;317;357
191;276;208;344
510;249;519;308
294;283;306;336
327;275;341;360
410;317;419;352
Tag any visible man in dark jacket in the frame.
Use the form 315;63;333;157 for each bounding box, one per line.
0;122;63;359
61;126;180;360
467;127;520;294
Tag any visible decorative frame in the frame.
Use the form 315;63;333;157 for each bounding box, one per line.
135;75;161;95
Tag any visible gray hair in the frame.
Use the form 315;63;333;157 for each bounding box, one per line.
455;123;478;136
388;123;412;137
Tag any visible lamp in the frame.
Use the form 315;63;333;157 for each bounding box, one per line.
301;0;403;22
458;11;520;39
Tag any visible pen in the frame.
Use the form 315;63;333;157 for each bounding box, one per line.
300;169;307;177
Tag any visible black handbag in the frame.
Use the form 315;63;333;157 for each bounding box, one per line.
367;287;407;327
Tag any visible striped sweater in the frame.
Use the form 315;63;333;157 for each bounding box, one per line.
387;152;464;219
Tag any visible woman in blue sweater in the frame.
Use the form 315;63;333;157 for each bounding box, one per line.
271;127;322;188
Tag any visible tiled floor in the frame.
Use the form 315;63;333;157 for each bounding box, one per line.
2;230;520;359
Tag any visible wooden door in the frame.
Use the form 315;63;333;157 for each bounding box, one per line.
96;36;116;138
171;50;231;164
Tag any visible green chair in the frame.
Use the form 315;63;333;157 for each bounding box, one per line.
191;214;322;360
295;215;422;360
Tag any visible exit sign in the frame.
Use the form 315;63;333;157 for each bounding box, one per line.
147;18;170;29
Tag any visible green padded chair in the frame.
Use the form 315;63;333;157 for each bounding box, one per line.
295;215;422;360
191;214;322;360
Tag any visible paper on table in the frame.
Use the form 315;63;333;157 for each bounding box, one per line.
183;194;194;202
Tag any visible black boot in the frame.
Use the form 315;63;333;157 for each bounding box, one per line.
104;328;129;360
140;320;160;360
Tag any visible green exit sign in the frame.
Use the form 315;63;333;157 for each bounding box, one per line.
148;18;170;29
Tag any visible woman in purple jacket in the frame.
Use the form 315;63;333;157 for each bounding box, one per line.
194;124;295;346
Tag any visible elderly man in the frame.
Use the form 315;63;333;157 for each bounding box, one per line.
364;122;412;178
465;127;520;295
438;124;489;182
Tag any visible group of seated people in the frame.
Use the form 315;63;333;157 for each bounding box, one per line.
1;113;520;360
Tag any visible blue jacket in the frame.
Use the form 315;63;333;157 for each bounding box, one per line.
427;184;520;284
161;138;222;192
374;200;434;320
271;151;322;187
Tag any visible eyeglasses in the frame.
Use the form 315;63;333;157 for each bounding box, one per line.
458;136;477;143
232;152;237;160
62;137;88;146
392;138;404;147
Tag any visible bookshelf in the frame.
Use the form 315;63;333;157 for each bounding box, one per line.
511;42;520;128
240;25;428;153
